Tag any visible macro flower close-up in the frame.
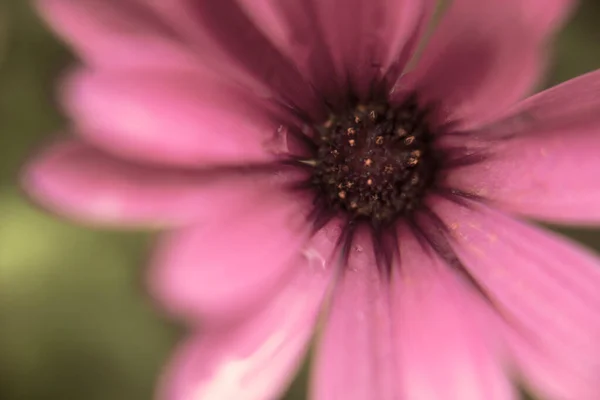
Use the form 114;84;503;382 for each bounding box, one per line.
15;0;600;399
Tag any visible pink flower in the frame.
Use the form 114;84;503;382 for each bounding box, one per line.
23;0;600;399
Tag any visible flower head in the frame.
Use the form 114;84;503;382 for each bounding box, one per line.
24;0;600;399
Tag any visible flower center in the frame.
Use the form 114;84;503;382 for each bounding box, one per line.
310;99;437;225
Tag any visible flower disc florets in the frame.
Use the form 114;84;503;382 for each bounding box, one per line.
310;97;438;226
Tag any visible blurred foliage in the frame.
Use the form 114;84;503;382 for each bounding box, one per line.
1;1;600;399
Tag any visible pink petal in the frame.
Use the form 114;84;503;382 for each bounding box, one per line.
401;0;544;128
434;200;600;399
235;0;341;103
63;69;282;167
179;0;327;120
394;231;515;400
511;0;576;37
374;0;436;74
22;140;272;227
38;0;279;101
320;0;432;99
484;69;600;135
310;232;398;400
149;194;312;324
447;71;600;225
158;243;334;400
37;0;199;70
311;229;515;400
505;329;599;400
237;0;429;102
447;131;600;224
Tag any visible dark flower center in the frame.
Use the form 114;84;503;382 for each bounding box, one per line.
309;98;438;226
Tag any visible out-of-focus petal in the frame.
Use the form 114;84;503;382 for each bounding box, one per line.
311;228;514;400
310;232;398;400
510;0;576;37
319;0;434;99
234;0;341;104
238;0;431;102
447;71;600;225
149;194;312;324
373;0;436;74
158;237;334;400
37;0;200;70
483;69;600;136
446;128;600;224
400;0;543;128
178;0;327;120
39;0;286;101
435;200;600;400
505;328;598;400
22;140;275;227
393;231;515;400
63;69;283;167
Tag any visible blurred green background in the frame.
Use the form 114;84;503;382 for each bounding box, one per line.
1;1;600;399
